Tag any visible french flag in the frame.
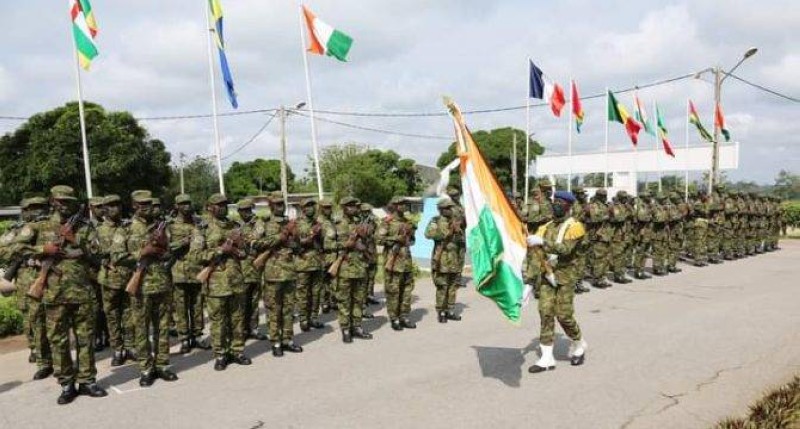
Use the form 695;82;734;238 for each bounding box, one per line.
529;60;566;117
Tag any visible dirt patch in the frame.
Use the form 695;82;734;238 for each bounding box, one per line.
0;334;28;356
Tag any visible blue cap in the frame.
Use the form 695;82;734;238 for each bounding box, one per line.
553;191;576;203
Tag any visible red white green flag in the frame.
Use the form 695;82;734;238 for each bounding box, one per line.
70;0;99;70
571;80;584;133
302;5;353;62
715;102;731;141
689;100;713;142
607;90;642;146
655;103;675;157
633;93;656;136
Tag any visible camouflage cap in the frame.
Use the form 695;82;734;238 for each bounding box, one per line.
151;198;161;206
669;192;680;200
616;190;628;198
340;196;360;206
573;186;585;194
595;188;607;195
318;198;333;207
131;190;153;203
237;198;255;210
89;196;105;207
688;189;698;197
639;191;651;198
174;194;192;205
51;185;77;200
301;198;317;207
360;203;374;211
390;196;407;205
268;191;284;204
21;196;48;209
437;198;456;209
446;186;461;197
537;178;553;188
207;193;228;205
103;194;121;205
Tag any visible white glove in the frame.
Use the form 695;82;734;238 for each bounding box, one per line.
526;235;544;247
520;284;534;308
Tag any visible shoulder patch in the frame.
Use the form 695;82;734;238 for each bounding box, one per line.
565;222;586;240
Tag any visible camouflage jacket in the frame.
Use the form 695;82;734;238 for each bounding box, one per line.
525;198;553;229
96;218;132;289
586;200;612;242
334;215;369;279
361;214;378;265
635;201;653;242
319;214;338;267
424;214;466;274
112;216;171;296
5;216;49;302
294;214;323;272
609;202;629;241
258;214;297;282
189;216;244;297
381;215;416;273
534;217;586;287
169;216;201;284
238;216;266;283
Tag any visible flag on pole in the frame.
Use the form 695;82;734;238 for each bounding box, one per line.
607;90;642;146
302;5;353;62
529;61;566;117
445;97;527;323
70;0;99;70
209;0;238;108
688;100;713;142
633;93;656;136
571;80;584;133
655;104;675;157
715;102;731;141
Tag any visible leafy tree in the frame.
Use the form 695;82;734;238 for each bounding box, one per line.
436;127;544;193
164;156;217;210
773;169;799;200
223;158;294;202
0;101;172;205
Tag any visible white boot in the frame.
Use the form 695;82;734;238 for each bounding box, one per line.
529;344;556;373
569;338;587;366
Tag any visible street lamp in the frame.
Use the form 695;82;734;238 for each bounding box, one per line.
697;47;758;192
279;101;307;206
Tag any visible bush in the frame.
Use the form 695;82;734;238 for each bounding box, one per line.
782;201;800;228
0;295;24;337
714;375;800;429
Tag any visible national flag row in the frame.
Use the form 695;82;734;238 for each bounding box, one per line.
528;61;732;158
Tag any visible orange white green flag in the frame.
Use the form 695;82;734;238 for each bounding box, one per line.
70;0;99;70
445;97;527;323
302;5;353;62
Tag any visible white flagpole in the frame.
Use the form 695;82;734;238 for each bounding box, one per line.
651;100;657;194
567;79;573;193
298;3;324;200
524;58;531;205
71;36;93;198
685;99;690;201
204;2;225;195
604;87;609;188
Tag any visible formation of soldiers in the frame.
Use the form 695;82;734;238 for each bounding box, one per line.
0;185;469;405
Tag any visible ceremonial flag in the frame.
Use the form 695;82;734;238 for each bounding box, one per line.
571;80;584;133
209;0;238;108
302;5;353;62
70;0;99;70
529;61;566;117
445;98;527;323
633;93;656;136
655;104;675;157
715;102;731;141
688;100;713;142
607;90;642;146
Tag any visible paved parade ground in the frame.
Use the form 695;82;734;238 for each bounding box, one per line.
1;241;798;429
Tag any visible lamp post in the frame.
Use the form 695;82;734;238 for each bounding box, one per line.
280;102;307;206
699;47;758;192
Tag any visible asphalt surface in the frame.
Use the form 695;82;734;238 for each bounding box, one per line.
1;241;798;429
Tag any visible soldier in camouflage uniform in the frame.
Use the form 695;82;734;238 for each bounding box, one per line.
735;191;748;257
360;203;380;310
96;194;135;366
632;191;653;279
446;187;467;289
688;191;710;267
1;196;53;380
650;193;670;276
610;191;632;284
666;192;685;273
425;198;466;323
88;197;110;352
170;194;207;353
112;190;178;387
236;198;269;341
570;187;591;292
707;186;724;263
190;193;252;370
380;197;418;331
318;199;338;313
527;191;587;374
332;197;374;343
722;189;737;259
524;186;554;296
294;198;325;332
35;186;107;404
586;189;613;288
257;194;303;357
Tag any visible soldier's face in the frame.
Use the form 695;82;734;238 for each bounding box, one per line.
321;206;332;217
440;208;452;217
344;205;358;217
238;208;253;222
212;203;228;219
106;203;121;220
177;202;192;216
543;188;553;199
271;202;285;216
303;205;316;218
134;202;152;219
90;206;105;219
395;203;407;215
596;194;607;203
53;198;77;217
152;206;162;217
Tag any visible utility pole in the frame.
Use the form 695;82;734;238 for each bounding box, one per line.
710;66;722;193
279;106;289;207
179;152;186;195
511;133;518;198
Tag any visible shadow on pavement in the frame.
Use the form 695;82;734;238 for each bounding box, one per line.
471;335;571;388
408;307;429;324
0;380;23;395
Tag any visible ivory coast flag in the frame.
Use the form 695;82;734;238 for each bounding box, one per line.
302;5;353;62
445;97;527;323
70;0;99;70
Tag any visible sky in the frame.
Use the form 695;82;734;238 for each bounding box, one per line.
1;0;798;185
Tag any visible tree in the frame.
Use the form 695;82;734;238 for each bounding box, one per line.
164;156;217;210
313;144;422;206
436;127;544;193
773;169;799;200
0;101;172;204
223;158;294;202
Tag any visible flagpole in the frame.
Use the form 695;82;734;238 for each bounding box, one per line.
204;2;225;195
567;78;573;193
685;99;690;201
604;87;609;188
524;58;531;205
71;37;94;199
651;100;657;194
298;2;324;200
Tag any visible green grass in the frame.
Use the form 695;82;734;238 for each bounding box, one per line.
0;295;23;338
713;375;800;429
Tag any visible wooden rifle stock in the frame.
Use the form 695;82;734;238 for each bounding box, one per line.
28;208;84;299
125;220;168;296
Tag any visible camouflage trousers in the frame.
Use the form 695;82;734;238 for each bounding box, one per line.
590;241;611;282
131;292;171;373
335;277;366;330
46;302;97;385
651;238;669;272
668;226;683;268
721;223;735;258
28;298;52;369
432;272;459;312
633;240;651;273
243;282;261;333
385;271;415;321
206;293;246;358
689;219;709;263
365;264;377;297
610;239;629;277
321;262;336;308
102;286;133;352
296;271;323;325
264;282;295;344
538;283;581;346
16;293;34;353
707;225;721;258
174;283;204;340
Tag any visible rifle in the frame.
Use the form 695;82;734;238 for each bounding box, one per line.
28;207;84;300
196;227;244;283
384;221;414;272
432;217;462;272
125;220;169;295
252;219;295;270
328;218;368;277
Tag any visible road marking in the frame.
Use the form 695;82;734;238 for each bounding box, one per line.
110;385;146;395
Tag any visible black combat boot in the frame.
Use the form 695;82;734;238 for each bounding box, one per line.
391;320;404;331
309;320;324;329
438;311;447;323
156;369;179;381
139;371;156;387
78;382;108;397
57;383;78;405
446;312;462;321
272;343;284;357
400;318;417;329
179;340;191;354
342;329;353;343
232;354;252;365
351;327;373;340
214;357;228;371
32;366;54;380
667;266;682;273
281;342;303;353
300;322;310;332
362;310;374;319
110;350;124;366
367;296;380;305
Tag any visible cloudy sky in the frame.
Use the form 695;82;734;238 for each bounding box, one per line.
1;0;798;184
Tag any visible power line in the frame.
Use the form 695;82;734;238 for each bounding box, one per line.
291;111;452;140
728;73;799;103
221;111;279;160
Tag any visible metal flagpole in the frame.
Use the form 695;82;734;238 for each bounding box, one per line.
685;99;690;201
204;1;225;195
511;132;518;198
298;2;324;199
604;87;609;188
651;100;658;194
567;78;573;193
71;34;93;198
524;58;531;205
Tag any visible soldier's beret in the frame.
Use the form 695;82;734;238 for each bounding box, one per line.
175;194;192;205
103;194;121;205
554;191;576;203
301;198;317;207
51;185;77;200
537;178;553;188
207;193;228;205
340;196;360;206
446;186;461;197
131;190;153;203
595;188;607;195
437;198;456;209
237;198;255;210
89;197;105;207
151;198;161;206
360;203;373;211
318;199;333;207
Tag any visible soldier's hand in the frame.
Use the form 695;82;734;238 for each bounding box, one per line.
219;241;236;256
59;225;77;244
141;244;163;257
43;243;61;256
312;223;322;237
